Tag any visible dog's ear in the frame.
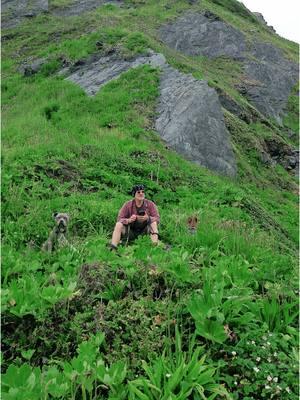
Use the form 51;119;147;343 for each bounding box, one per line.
52;212;58;219
65;214;70;222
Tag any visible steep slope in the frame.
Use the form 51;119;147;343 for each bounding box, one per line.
1;0;299;399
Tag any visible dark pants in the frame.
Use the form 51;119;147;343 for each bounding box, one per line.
122;222;150;242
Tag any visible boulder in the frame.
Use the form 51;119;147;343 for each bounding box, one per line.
18;58;47;76
263;138;299;174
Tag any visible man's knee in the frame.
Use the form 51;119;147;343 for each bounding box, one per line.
114;222;125;234
114;222;124;231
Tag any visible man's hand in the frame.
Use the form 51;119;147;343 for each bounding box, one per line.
136;213;149;223
127;214;137;224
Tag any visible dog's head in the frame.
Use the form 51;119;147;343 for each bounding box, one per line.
53;212;70;232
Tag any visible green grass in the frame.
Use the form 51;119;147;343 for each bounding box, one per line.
283;84;300;140
2;0;299;398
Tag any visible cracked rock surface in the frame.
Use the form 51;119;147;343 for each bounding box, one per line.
156;64;237;177
1;0;122;28
65;51;166;96
159;11;298;124
1;0;48;28
241;42;298;124
159;11;246;59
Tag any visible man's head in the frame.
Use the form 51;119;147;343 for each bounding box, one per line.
131;184;145;201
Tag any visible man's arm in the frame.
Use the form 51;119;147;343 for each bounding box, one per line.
117;202;130;225
147;201;160;224
117;201;136;225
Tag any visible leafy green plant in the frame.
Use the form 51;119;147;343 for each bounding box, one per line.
128;327;231;399
249;296;298;333
2;333;128;400
218;328;299;399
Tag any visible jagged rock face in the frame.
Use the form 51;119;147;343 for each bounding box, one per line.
65;51;166;95
241;43;299;124
159;12;246;59
156;65;237;177
64;51;236;176
159;12;298;124
253;12;276;33
1;0;122;28
262;139;299;176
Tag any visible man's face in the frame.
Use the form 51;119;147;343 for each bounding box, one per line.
135;189;145;201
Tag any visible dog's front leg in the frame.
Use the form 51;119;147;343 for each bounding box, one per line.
42;230;55;252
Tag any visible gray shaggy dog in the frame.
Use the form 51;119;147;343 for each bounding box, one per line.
42;212;70;252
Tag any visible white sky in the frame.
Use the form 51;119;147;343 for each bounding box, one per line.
238;0;300;43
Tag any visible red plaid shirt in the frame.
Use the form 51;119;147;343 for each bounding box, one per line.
117;199;160;225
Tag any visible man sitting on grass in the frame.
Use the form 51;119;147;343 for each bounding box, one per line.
110;184;160;250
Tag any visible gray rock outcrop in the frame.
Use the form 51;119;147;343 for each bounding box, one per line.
65;51;166;95
18;58;46;76
241;43;298;124
64;50;236;176
156;64;237;177
253;12;276;33
159;11;299;124
1;0;48;28
1;0;122;28
159;11;246;59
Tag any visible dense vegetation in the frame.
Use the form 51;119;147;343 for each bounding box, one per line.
1;0;299;399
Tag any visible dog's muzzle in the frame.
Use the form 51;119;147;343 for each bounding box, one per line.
58;220;67;231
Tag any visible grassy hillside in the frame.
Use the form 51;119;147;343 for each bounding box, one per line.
1;0;299;399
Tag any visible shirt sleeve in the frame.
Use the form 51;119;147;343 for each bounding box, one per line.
147;201;160;224
117;201;131;225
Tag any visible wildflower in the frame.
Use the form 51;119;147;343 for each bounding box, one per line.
253;367;260;373
256;357;261;362
267;357;272;362
269;333;273;337
234;381;238;385
231;351;237;356
262;336;267;340
262;345;266;349
273;352;277;356
285;387;291;394
273;377;278;383
266;341;271;346
251;340;256;345
166;373;171;378
276;386;282;391
265;385;271;390
267;376;272;382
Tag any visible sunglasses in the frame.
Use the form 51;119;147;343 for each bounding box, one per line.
136;190;145;194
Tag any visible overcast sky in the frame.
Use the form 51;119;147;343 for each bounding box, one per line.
238;0;300;43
